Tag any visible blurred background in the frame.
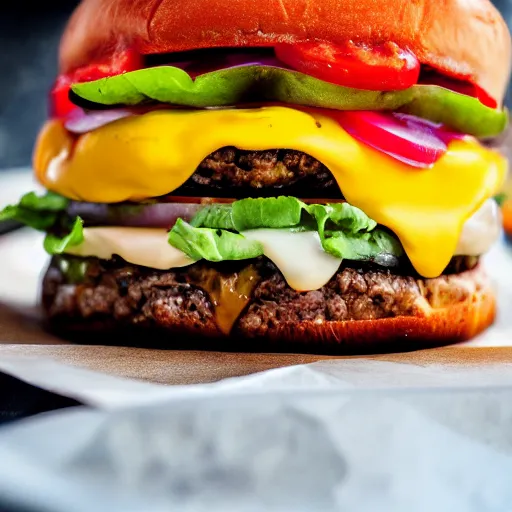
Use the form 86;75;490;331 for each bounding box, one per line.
0;0;511;170
0;1;80;170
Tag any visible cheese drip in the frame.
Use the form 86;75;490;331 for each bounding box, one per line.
187;265;260;335
34;107;507;278
242;229;342;291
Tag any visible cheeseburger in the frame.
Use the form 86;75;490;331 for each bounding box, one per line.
3;0;511;351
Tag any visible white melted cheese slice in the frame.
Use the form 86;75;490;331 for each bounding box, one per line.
242;229;343;291
63;203;500;292
65;227;195;270
65;227;343;291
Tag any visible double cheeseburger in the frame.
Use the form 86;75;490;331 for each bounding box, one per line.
3;0;512;352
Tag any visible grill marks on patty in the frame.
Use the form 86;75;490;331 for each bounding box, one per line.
173;147;342;198
43;256;481;338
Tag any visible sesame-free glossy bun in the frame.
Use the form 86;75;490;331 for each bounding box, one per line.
59;0;511;104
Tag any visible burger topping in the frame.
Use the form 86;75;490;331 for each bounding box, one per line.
2;188;500;292
51;49;141;118
48;223;195;271
63;108;466;170
42;225;353;292
35;198;403;292
333;110;463;168
274;41;421;91
67;65;506;138
31;106;506;278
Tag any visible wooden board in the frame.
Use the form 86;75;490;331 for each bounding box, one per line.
1;300;512;385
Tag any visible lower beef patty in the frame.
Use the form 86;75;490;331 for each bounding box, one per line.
172;147;341;197
42;255;487;343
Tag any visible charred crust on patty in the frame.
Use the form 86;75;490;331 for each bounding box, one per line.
41;254;494;352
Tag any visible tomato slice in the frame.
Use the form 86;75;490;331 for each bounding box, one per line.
49;75;76;119
49;49;142;118
274;41;420;91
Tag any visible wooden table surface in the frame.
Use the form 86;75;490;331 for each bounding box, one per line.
1;300;512;385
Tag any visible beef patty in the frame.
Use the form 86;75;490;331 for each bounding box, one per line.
172;147;342;197
42;255;484;344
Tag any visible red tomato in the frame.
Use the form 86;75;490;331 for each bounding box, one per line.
49;48;142;119
49;75;76;118
274;41;420;91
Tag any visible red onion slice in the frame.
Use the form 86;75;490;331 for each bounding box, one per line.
334;110;457;168
67;201;203;228
64;108;135;133
392;112;467;144
64;104;178;134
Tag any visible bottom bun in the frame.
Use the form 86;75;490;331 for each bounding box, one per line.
41;255;496;354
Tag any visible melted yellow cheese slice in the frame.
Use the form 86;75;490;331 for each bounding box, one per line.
34;107;507;278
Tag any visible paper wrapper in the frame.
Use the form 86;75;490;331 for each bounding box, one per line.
1;356;512;511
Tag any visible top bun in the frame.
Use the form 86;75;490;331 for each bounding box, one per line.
59;0;511;104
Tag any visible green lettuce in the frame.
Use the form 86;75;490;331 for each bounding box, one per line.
168;218;263;262
306;202;376;240
3;189;403;266
190;204;235;230
323;230;403;260
170;196;403;263
192;197;376;234
43;217;84;255
70;65;508;138
0;191;69;230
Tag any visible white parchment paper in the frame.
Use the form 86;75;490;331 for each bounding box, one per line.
1;357;512;511
2;355;512;408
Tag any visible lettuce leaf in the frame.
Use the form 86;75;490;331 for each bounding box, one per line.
306;202;376;240
0;191;69;231
231;197;304;231
43;217;84;255
70;65;508;138
191;197;377;235
323;229;403;260
168;218;263;262
174;197;403;262
6;189;403;267
190;204;235;230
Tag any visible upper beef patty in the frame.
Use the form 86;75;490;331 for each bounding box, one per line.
172;147;342;197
